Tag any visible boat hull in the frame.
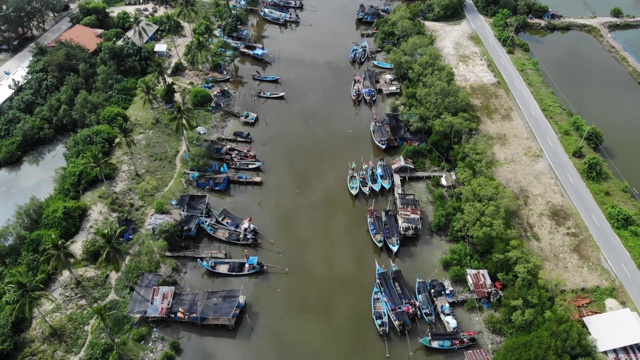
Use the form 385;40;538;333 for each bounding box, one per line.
252;74;280;82
199;258;265;276
368;209;385;248
372;61;394;69
257;92;286;99
372;285;389;336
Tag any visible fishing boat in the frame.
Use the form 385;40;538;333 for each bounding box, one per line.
371;284;389;336
359;164;371;195
416;275;435;325
200;219;258;245
193;175;230;192
241;111;258;124
351;73;363;103
213;208;258;232
363;87;376;105
227;160;263;170
367;161;382;192
348;165;359;196
349;44;359;62
199;256;265;276
222;144;257;160
372;61;394;69
419;332;476;350
269;0;303;9
390;260;419;320
259;8;286;25
252;72;281;82
375;260;411;334
357;38;368;64
429;279;459;332
206;74;232;82
382;209;400;254
376;158;393;190
257;90;286;99
356;3;366;19
367;207;385;248
370;120;388;150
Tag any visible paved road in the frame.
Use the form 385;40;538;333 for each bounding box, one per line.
465;0;640;308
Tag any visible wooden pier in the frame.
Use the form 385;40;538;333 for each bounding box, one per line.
216;135;252;143
164;249;227;259
447;292;479;303
398;171;447;179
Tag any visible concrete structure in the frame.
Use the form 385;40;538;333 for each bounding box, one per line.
583;308;640;356
47;24;104;53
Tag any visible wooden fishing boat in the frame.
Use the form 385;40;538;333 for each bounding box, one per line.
221;144;257;160
382;209;400;254
233;131;253;142
367;207;385;248
213;208;258;233
372;61;394;69
419;333;476;350
375;260;411;334
363;87;376;105
429;279;459;332
370;120;388;150
207;74;232;82
257;90;286;99
376;158;393;190
359;165;371;195
227;160;263;170
357;38;368;64
356;3;366;19
241;111;258;124
349;44;359;63
371;284;389;336
199;256;265;276
264;7;301;22
415;275;435;325
200;219;258;245
348;167;359;196
351;73;363;103
390;260;419;320
252;72;281;82
269;0;303;9
367;160;382;192
259;8;286;25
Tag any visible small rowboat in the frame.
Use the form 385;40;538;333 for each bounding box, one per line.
252;73;281;82
367;206;385;248
199;257;265;276
348;166;359;196
372;284;389;336
367;161;381;192
382;209;400;254
351;73;363;103
257;90;286;99
259;8;286;25
233;131;253;142
200;219;258;245
269;0;303;9
359;165;370;195
376;158;392;190
419;333;476;350
372;61;394;69
222;144;257;160
207;74;232;82
358;38;369;64
241;111;258;124
349;44;359;63
416;275;435;325
227;160;263;170
370;120;388;151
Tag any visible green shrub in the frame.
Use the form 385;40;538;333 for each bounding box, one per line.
130;326;152;342
82;237;106;263
42;197;88;239
154;201;169;215
159;350;176;360
81;338;115;360
611;6;624;18
65;125;118;161
168;339;181;353
581;155;607;182
80;15;100;28
190;88;212;108
607;205;636;230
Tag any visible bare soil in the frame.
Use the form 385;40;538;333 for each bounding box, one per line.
69;202;114;258
424;20;609;288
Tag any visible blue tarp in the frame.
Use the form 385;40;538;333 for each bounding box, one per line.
247;256;258;265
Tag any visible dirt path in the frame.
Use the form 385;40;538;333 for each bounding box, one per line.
72;317;96;360
424;20;609;287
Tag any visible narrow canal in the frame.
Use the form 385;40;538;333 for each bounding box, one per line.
522;30;640;191
177;0;486;358
0;142;65;225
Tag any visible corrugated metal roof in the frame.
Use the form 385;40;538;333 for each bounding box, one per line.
584;308;640;352
465;349;491;360
466;269;493;298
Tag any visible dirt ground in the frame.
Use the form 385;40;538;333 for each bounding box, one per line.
424;20;609;288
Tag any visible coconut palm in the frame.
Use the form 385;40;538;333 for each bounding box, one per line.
114;121;139;177
91;304;115;343
149;58;169;86
130;12;150;45
94;221;127;272
138;77;160;122
43;234;79;284
184;35;212;69
4;268;56;330
168;102;195;152
83;147;116;201
175;0;198;36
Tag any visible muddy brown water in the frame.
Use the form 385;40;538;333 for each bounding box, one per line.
174;1;490;359
540;0;640;17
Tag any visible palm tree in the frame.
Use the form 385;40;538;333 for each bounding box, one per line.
130;12;150;45
149;58;168;86
94;222;127;272
83;147;116;201
4;268;56;330
114;121;140;177
175;0;198;37
138;77;160;122
184;35;212;69
168;102;195;152
43;234;79;284
91;304;115;343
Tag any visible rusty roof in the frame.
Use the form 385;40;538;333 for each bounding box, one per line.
465;349;491;360
466;269;493;298
48;24;104;53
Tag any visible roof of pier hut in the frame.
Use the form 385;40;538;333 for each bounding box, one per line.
583;308;640;352
466;269;494;298
465;349;491;360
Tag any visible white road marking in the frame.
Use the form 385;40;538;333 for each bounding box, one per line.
547;138;553;148
591;213;600;227
515;82;520;90
566;173;574;184
621;263;631;277
529;107;535;115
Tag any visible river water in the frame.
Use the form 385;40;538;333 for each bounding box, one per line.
522;30;640;191
541;0;640;17
176;1;488;359
0;142;65;225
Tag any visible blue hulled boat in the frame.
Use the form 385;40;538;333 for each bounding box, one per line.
199;256;265;276
372;61;394;69
367;160;382;192
358;38;368;64
372;284;389;336
419;332;476;350
252;71;281;82
416;275;435;325
382;209;400;254
367;206;385;248
259;8;286;25
375;260;411;334
349;44;359;63
376;158;393;190
359;164;371;195
200;219;258;245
